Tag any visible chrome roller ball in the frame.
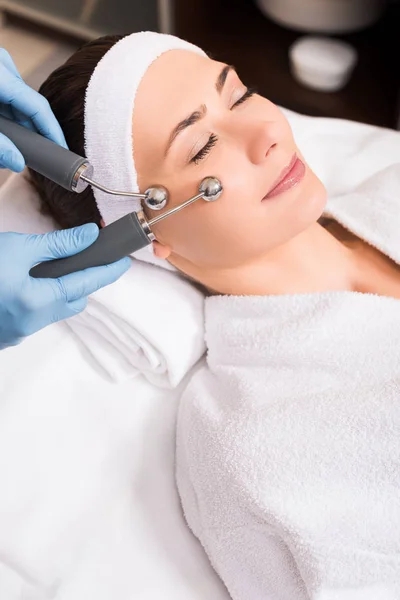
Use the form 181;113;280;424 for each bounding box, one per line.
144;185;169;210
199;176;223;202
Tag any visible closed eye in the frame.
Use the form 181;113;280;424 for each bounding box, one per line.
191;133;218;165
190;87;256;165
232;87;256;108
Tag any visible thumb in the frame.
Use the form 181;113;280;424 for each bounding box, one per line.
33;223;100;263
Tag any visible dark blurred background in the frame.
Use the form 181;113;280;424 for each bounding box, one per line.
174;0;400;129
0;0;399;130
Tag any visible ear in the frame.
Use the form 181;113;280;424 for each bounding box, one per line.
100;219;105;228
152;240;172;259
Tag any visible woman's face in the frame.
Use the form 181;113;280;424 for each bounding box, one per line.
132;50;327;271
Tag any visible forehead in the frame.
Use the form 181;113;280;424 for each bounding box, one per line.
132;50;223;175
144;48;215;84
137;49;218;118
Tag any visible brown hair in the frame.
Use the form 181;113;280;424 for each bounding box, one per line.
28;35;125;228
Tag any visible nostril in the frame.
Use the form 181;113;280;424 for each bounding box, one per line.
266;143;277;157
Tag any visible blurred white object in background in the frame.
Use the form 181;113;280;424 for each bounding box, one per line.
289;36;358;92
255;0;386;33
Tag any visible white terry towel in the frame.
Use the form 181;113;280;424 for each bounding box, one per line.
176;163;400;600
66;260;205;388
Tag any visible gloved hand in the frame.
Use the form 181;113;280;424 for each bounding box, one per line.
0;224;131;349
0;47;67;172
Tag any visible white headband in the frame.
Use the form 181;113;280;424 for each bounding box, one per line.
84;31;206;227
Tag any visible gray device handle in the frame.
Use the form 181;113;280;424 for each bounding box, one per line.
0;115;87;191
30;213;151;278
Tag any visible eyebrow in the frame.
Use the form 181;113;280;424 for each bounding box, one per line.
215;64;234;93
164;64;235;156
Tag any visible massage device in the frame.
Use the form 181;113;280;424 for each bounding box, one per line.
0;115;223;278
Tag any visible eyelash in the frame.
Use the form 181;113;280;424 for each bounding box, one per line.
190;87;256;165
233;87;256;107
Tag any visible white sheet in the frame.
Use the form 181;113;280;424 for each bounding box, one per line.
1;108;399;600
0;322;228;600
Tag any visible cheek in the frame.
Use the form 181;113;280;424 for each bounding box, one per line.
149;149;269;267
151;197;228;258
148;146;251;243
152;188;263;268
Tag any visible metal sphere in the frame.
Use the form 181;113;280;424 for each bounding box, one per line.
144;185;169;210
199;176;223;202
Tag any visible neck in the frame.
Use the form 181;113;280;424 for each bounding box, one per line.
171;221;360;296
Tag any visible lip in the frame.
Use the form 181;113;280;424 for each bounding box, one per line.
262;154;306;200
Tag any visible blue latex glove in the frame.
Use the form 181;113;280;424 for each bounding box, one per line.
0;47;67;172
0;224;131;349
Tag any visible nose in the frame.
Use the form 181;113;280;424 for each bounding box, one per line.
226;116;279;165
246;120;278;165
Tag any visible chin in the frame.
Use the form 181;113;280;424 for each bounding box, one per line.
296;169;327;224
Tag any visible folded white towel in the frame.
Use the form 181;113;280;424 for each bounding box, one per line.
67;259;205;388
176;164;400;599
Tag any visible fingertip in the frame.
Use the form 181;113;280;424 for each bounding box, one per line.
60;138;69;150
6;150;25;173
77;222;99;240
12;153;25;172
84;222;99;234
119;256;132;272
48;124;68;149
50;132;69;150
101;257;131;284
111;257;132;277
